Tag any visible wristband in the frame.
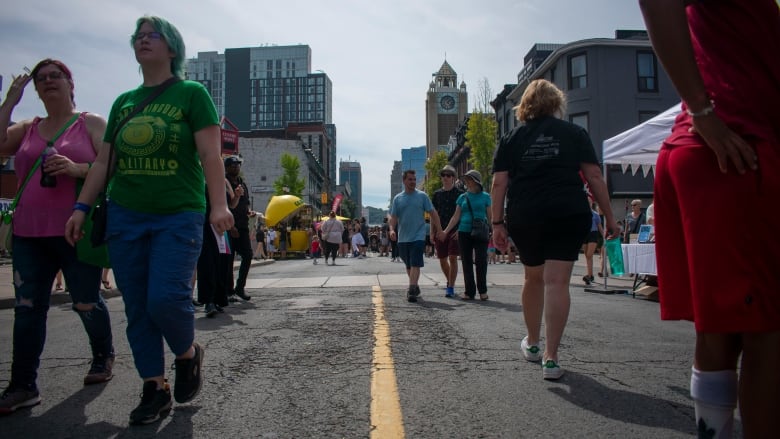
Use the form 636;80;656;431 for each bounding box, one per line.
492;220;505;226
73;202;91;214
686;101;715;118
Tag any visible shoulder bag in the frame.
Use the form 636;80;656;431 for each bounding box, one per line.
1;113;80;254
89;77;181;248
465;194;490;242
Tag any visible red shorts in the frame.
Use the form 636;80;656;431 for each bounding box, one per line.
654;140;780;333
434;231;460;257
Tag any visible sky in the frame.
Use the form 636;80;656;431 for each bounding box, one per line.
0;0;647;209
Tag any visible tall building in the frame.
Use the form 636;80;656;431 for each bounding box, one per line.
400;146;427;188
425;60;468;159
185;44;337;186
339;161;362;211
390;161;402;202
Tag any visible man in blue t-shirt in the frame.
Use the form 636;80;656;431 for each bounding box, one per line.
389;170;441;303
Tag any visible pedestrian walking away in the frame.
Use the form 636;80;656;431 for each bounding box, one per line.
490;79;618;381
640;1;780;437
389;169;441;303
0;58;117;415
65;15;234;425
432;164;464;298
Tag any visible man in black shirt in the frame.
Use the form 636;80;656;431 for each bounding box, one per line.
225;156;252;301
432;165;464;298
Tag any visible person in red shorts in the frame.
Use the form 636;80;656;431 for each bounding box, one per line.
640;1;780;437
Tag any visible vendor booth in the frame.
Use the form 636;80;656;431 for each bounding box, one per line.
264;195;314;256
594;103;679;297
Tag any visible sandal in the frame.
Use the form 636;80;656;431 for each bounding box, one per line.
460;294;475;301
102;280;112;290
479;294;489;301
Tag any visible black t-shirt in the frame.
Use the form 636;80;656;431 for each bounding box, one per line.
433;186;464;229
228;177;250;229
493;115;598;225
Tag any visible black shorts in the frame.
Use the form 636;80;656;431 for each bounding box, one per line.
508;213;591;267
584;230;601;244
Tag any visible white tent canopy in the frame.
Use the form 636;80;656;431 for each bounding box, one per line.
602;103;681;176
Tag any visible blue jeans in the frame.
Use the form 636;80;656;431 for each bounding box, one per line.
11;236;114;388
107;202;203;379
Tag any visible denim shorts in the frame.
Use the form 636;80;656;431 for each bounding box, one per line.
398;240;425;268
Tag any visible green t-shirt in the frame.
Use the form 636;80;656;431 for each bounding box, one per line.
103;80;219;214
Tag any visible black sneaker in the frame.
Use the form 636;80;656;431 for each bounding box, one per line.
214;304;225;313
172;343;204;403
129;381;171;425
0;384;41;415
205;303;217;318
227;295;239;303
406;285;420;303
234;289;251;301
582;275;592;286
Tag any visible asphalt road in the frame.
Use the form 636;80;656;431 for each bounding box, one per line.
0;253;729;438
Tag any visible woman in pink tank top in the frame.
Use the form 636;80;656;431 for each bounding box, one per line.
0;59;116;415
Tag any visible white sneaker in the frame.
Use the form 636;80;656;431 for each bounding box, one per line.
542;359;564;380
521;336;542;362
313;259;318;265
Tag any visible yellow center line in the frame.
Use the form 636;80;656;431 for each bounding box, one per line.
370;285;405;439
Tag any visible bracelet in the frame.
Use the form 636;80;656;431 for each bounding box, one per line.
686;101;715;118
492;220;505;226
73;202;91;214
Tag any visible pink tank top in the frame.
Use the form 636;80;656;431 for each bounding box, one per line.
13;113;97;237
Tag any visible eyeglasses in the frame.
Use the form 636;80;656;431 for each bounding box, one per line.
133;31;163;41
34;71;65;82
440;174;455;178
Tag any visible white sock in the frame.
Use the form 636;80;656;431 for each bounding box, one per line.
690;367;737;439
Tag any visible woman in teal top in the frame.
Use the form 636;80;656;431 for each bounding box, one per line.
439;170;492;300
66;16;234;425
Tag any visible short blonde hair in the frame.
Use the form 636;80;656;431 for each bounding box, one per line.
514;79;567;122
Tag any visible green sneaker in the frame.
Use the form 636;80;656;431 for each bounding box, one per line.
542;359;564;380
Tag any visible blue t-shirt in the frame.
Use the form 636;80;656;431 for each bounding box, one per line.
390;190;434;243
456;191;492;233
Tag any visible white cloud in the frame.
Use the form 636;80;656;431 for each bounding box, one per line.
1;0;646;208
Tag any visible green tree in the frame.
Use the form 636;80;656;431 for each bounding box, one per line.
340;198;357;219
466;78;498;190
423;150;450;198
273;153;306;197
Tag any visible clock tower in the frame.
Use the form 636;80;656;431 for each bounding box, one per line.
426;60;468;159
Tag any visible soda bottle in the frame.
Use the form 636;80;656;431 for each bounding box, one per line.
40;144;57;188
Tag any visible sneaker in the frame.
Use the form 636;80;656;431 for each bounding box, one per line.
0;385;41;415
129;381;172;425
84;355;115;385
172;342;204;403
205;303;217;318
582;275;592;285
445;286;455;298
407;285;420;303
215;304;225;313
313;259;318;265
542;359;564;380
234;289;251;301
521;336;542;362
228;295;239;303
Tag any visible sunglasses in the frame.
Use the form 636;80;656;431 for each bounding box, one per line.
133;31;163;41
34;71;66;82
440;173;455;178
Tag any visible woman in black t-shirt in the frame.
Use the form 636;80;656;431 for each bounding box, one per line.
490;79;619;381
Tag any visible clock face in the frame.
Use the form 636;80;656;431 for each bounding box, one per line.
440;95;456;111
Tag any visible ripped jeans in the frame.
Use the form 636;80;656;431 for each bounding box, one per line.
10;235;114;389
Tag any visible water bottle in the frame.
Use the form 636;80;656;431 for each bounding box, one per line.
40;144;57;188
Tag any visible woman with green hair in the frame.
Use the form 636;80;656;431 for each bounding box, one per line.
66;15;234;425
